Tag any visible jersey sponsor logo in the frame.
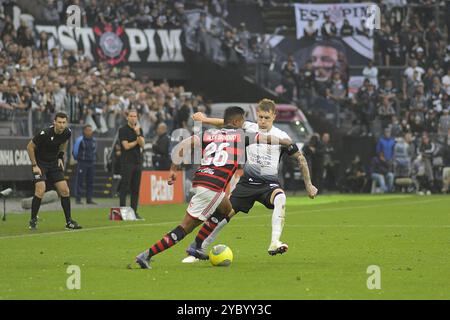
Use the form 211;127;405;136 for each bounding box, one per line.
198;167;215;175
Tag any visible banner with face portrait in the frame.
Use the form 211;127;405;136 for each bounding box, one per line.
293;3;374;61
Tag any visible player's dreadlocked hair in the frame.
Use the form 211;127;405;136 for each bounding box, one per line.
257;98;276;113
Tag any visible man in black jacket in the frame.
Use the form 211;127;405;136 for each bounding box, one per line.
152;123;171;170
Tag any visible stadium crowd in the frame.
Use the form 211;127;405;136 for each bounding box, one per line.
0;0;449;194
0;3;213;138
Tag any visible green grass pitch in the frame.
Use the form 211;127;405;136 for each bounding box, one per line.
0;195;449;300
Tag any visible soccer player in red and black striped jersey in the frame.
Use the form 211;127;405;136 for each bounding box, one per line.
135;106;293;269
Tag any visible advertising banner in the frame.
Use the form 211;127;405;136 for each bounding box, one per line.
139;171;185;205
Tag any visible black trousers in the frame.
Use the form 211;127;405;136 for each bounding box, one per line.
119;162;142;213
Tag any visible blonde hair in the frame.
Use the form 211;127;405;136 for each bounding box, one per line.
257;98;276;113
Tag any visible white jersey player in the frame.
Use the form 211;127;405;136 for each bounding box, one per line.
183;99;318;262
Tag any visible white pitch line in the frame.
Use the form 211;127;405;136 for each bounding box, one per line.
0;198;448;240
226;224;450;229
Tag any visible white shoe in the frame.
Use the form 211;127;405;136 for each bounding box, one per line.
182;255;200;264
268;241;289;256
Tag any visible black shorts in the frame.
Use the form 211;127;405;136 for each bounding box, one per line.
230;179;284;214
33;162;65;185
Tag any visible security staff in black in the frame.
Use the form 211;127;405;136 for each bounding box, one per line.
119;109;145;220
26;112;82;230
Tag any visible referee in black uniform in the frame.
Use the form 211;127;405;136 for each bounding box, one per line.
119;109;145;219
26;112;82;230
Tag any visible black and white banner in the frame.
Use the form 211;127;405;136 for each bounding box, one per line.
294;3;374;60
34;24;184;66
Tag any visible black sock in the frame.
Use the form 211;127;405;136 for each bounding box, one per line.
31;196;42;220
60;196;72;223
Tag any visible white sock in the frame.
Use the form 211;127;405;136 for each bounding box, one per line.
271;193;286;244
201;218;229;251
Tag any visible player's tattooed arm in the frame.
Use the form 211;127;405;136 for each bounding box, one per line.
27;140;42;175
192;112;224;127
294;151;318;199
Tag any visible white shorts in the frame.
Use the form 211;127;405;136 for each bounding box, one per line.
187;187;226;221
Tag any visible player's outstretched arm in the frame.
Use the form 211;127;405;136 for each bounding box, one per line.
192;112;224;127
256;134;292;147
293;151;318;199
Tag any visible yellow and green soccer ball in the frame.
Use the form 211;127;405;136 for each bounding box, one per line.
209;244;233;267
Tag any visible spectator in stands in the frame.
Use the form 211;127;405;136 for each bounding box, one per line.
42;0;61;25
371;151;394;193
378;97;396;129
297;61;315;106
425;21;443;56
356;19;371;38
340;19;354;37
425;109;439;133
362;60;379;88
429;82;445;112
393;132;415;179
16;22;35;48
419;133;436;191
377;127;396;162
320;15;337;38
439;108;450;138
221;29;239;64
408;84;428;134
237;22;250;51
407;59;427;84
342;155;367;193
175;97;193;130
304;20;318;40
64;85;84;125
354;80;378;136
326;71;346;127
281;55;298;100
442;130;450;193
322;132;337;191
386;35;407;66
378;79;399;112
